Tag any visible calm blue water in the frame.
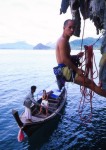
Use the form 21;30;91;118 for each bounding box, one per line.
0;50;106;150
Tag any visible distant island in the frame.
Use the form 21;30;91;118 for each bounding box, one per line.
70;37;102;50
0;41;33;50
0;37;102;50
33;43;51;50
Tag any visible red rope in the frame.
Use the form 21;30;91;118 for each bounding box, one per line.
78;45;98;123
78;0;101;123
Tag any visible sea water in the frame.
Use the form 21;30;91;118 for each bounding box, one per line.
0;49;106;150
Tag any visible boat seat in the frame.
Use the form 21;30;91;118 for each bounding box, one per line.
34;113;49;118
49;102;58;107
48;98;59;103
49;93;59;100
48;106;57;111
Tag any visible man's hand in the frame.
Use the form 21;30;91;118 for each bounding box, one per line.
77;68;84;76
77;52;84;58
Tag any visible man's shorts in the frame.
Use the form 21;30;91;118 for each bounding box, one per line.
62;66;72;81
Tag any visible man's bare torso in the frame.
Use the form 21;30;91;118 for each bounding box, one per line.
56;36;71;65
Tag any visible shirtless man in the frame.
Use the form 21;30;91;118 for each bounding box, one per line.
55;19;106;97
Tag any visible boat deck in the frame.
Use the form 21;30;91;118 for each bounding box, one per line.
20;112;51;124
19;87;65;124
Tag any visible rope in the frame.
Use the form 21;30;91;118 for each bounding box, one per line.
92;32;104;46
81;19;86;51
77;0;105;122
78;11;103;123
79;45;99;123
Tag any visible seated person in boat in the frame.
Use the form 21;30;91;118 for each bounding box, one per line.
23;85;36;122
39;90;48;115
54;19;106;97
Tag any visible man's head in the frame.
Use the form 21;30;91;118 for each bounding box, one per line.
31;85;36;93
43;89;46;93
63;19;75;36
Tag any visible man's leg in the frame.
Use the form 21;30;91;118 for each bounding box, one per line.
25;107;32;122
74;74;106;97
56;75;65;90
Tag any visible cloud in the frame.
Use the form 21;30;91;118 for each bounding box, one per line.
0;0;100;45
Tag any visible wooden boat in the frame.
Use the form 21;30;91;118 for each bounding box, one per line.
12;84;67;137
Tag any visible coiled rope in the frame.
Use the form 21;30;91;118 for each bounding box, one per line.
78;19;104;123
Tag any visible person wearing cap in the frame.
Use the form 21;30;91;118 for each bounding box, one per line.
23;85;37;122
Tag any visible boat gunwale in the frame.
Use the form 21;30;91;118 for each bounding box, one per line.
21;87;67;125
12;87;67;136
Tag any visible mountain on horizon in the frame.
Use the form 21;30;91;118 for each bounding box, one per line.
0;37;102;50
70;37;103;50
0;41;33;49
33;43;51;50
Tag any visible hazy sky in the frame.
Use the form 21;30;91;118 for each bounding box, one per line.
0;0;100;45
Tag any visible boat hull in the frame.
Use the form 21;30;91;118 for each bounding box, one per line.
12;87;67;137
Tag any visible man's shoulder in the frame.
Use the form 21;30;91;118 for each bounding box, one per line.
58;36;66;42
57;37;67;47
